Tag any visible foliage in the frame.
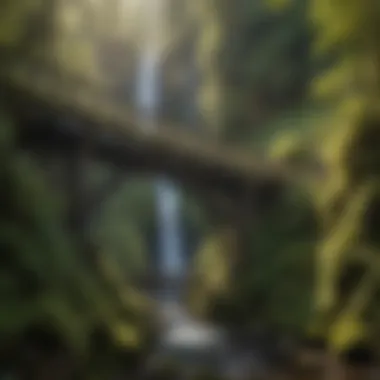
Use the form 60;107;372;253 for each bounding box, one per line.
303;0;380;354
90;179;153;278
8;0;380;367
188;227;235;317
195;0;313;143
0;113;155;374
233;182;318;334
258;0;380;355
191;0;323;340
189;151;319;336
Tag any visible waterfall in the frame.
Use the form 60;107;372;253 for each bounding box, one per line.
135;0;185;296
133;2;230;368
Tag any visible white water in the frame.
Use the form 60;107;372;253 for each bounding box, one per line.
134;1;228;368
135;0;184;281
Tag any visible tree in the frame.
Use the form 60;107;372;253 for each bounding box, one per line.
271;0;380;370
306;0;380;362
194;0;313;143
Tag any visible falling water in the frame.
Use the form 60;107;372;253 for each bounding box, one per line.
135;0;184;296
134;1;230;372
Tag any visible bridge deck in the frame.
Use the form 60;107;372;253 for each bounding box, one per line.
1;64;293;198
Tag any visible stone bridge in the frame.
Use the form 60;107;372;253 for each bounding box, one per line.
0;63;301;268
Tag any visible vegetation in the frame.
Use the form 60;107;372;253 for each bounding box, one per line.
2;0;380;378
195;0;314;144
193;0;380;370
189;0;319;341
0;114;155;376
265;0;380;366
303;0;380;358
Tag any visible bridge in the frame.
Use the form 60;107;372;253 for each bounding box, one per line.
0;60;314;378
1;64;295;198
0;62;304;269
